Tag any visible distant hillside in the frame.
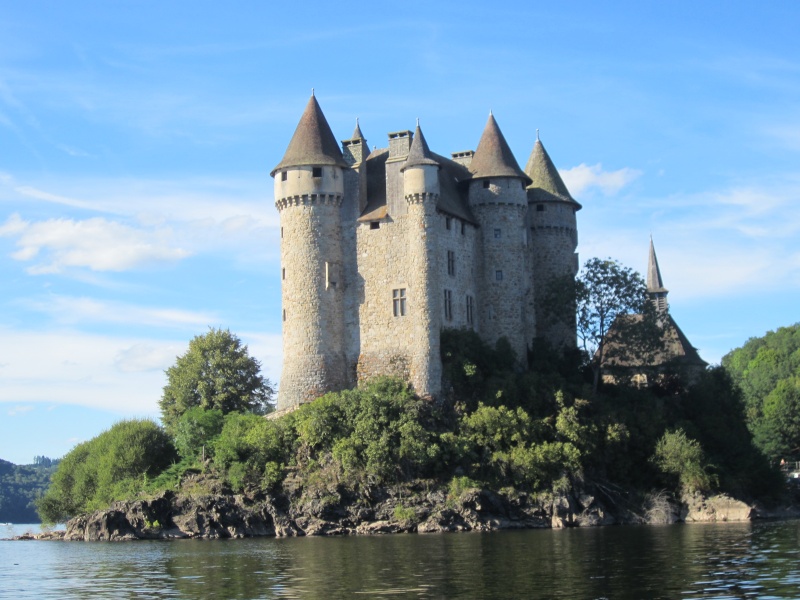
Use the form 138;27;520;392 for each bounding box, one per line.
0;458;59;523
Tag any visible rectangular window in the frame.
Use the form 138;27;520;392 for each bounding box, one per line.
312;167;322;178
282;268;285;280
282;309;286;322
444;289;453;321
447;250;455;276
495;270;503;281
326;262;339;289
281;171;288;181
483;180;490;189
494;228;501;239
466;295;474;326
537;204;545;212
370;221;380;230
393;288;407;317
461;221;466;235
446;217;452;230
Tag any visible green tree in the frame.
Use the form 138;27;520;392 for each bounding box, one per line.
652;429;716;493
722;323;800;461
160;328;274;436
37;419;176;523
548;257;660;394
173;407;225;461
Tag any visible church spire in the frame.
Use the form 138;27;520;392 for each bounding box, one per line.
647;237;669;313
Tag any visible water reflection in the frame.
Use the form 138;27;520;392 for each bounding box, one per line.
1;520;799;599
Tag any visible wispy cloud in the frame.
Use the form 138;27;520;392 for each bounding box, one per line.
23;295;216;329
560;163;641;196
7;405;34;417
0;327;282;413
0;213;190;273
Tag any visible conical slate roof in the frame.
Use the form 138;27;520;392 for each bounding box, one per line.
351;119;365;140
647;237;668;294
525;139;579;208
402;123;439;171
271;94;348;176
469;113;530;184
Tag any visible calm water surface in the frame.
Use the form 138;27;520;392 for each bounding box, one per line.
1;520;800;599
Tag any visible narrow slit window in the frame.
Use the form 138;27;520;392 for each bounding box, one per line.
466;295;474;326
461;221;466;235
447;250;455;276
444;289;453;321
393;288;407;317
282;268;285;280
446;217;452;230
495;270;503;281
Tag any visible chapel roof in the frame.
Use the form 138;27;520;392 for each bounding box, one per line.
271;93;348;176
469;113;531;184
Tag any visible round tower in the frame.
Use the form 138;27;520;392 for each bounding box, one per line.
271;93;348;411
525;136;581;351
402;123;442;398
468;113;531;365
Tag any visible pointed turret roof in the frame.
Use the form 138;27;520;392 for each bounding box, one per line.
402;123;439;171
351;118;365;141
469;113;531;184
270;93;348;176
525;139;580;208
647;237;668;294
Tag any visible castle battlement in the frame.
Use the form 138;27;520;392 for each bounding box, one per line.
272;94;582;411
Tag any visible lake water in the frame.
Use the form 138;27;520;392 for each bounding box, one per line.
2;520;800;599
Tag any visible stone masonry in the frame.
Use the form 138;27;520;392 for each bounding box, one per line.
272;94;582;411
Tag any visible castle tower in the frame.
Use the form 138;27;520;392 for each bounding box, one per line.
647;237;669;314
401;123;442;397
468;113;532;365
525;136;581;350
271;93;348;410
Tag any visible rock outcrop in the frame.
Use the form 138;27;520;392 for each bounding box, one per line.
20;480;770;541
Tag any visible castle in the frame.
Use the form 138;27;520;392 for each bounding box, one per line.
272;94;581;411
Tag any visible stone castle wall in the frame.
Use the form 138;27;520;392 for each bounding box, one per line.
529;200;579;349
468;177;529;364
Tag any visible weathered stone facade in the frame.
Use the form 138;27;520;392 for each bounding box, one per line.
273;95;582;411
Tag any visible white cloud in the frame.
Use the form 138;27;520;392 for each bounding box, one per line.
560;163;641;196
23;295;216;329
0;213;190;273
7;405;34;417
0;327;282;414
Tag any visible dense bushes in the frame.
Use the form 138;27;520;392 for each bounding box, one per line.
39;328;785;523
38;419;176;523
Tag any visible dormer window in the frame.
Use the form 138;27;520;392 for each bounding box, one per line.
312;167;322;178
370;221;380;230
281;171;288;181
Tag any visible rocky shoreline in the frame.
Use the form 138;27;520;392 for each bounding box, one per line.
15;479;800;542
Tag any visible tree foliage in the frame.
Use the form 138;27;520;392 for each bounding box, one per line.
37;419;176;523
0;459;59;523
545;257;662;393
160;328;274;436
722;323;800;461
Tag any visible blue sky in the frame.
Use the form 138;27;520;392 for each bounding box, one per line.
1;1;799;465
